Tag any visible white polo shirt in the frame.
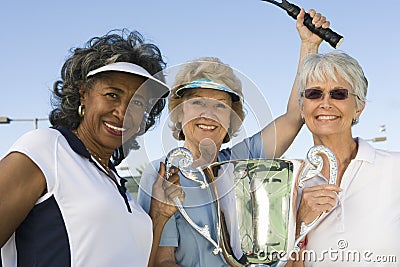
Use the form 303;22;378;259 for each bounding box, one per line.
1;127;152;267
301;138;400;266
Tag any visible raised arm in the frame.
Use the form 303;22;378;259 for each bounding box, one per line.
261;8;330;158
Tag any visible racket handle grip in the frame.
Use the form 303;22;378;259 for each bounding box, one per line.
284;1;344;48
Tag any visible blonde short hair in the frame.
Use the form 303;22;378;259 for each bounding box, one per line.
168;57;245;143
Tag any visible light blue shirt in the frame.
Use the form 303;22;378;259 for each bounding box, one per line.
137;132;265;267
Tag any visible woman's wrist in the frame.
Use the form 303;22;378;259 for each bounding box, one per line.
300;42;319;54
150;210;169;229
149;203;170;225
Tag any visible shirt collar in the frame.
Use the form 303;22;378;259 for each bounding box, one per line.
55;126;117;172
353;137;376;164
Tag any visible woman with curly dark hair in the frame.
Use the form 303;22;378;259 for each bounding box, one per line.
0;29;183;267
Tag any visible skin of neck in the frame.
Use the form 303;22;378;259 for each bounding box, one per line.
75;126;114;164
184;138;220;168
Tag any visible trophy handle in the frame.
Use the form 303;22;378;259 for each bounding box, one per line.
165;147;222;255
170;197;222;254
293;145;338;252
165;147;209;189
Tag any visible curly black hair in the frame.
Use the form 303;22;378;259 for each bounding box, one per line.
49;29;167;165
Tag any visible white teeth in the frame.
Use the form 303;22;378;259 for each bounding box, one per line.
198;124;216;130
318;115;337;120
104;122;126;132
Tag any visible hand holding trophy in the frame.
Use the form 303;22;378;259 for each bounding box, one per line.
165;147;222;255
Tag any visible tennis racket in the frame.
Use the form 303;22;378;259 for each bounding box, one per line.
262;0;344;48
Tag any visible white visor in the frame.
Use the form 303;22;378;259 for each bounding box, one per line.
87;62;170;98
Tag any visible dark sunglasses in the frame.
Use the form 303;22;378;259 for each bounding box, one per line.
302;88;358;100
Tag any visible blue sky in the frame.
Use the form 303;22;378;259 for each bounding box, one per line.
1;0;399;169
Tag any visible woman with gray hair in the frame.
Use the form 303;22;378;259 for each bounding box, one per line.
293;51;400;266
138;9;333;267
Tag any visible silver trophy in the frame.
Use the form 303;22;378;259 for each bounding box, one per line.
165;145;337;266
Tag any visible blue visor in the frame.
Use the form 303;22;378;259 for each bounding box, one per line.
175;78;242;102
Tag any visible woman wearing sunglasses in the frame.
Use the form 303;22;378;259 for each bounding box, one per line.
293;51;400;266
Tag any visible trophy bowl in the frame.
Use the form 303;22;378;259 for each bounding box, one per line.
208;158;303;266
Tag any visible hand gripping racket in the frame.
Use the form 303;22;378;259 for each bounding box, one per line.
262;0;344;48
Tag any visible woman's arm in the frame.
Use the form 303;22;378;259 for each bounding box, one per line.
261;8;329;158
147;163;183;267
0;152;46;246
154;246;180;267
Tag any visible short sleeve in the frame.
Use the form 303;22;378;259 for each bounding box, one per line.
137;160;160;213
7;128;60;193
159;215;179;247
219;131;266;161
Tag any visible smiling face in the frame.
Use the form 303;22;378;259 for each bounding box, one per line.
178;88;233;157
79;72;147;154
301;74;364;142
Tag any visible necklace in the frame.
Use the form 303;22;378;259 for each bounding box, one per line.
73;130;111;173
86;148;111;173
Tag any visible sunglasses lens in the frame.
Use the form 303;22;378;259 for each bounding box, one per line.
330;89;348;100
303;88;351;100
304;89;323;99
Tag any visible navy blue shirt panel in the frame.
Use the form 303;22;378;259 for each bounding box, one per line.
15;195;70;267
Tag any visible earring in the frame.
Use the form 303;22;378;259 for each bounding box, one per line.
78;104;85;117
175;121;182;130
223;128;233;143
301;116;305;124
175;122;185;140
351;117;359;125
